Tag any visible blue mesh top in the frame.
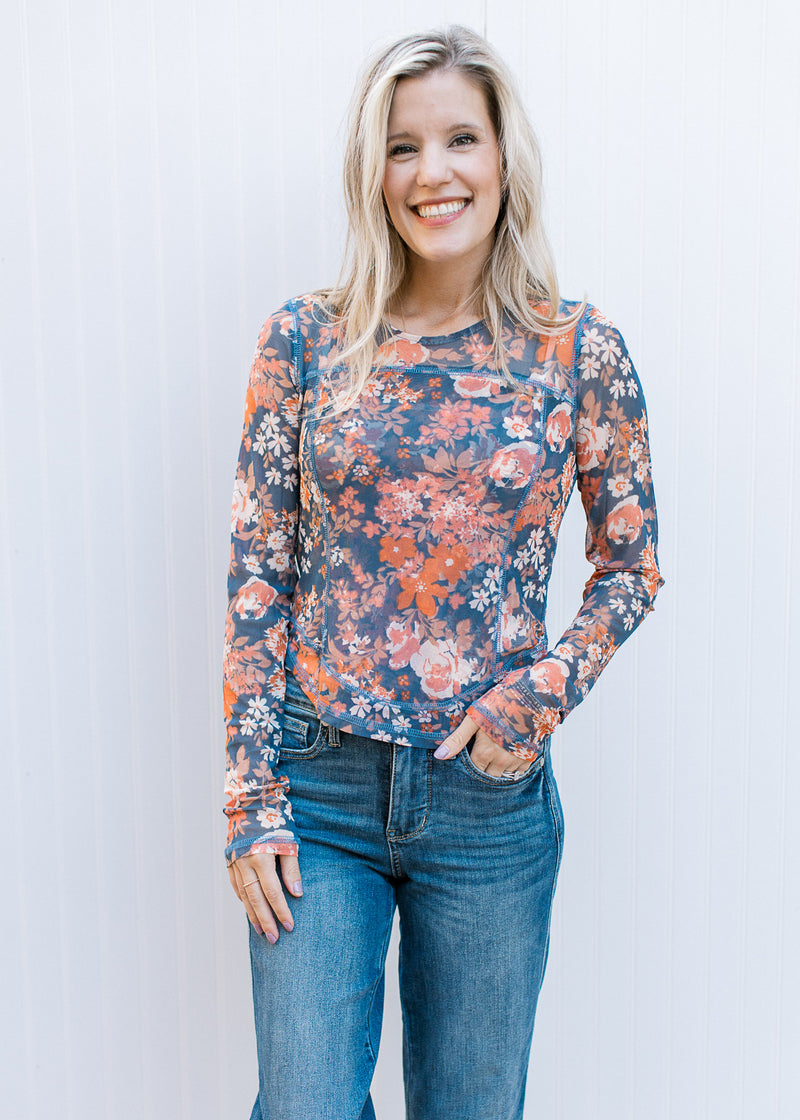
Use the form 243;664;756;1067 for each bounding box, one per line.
223;294;663;863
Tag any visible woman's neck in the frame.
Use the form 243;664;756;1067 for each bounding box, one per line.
388;259;486;337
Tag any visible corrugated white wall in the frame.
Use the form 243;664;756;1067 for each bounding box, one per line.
2;1;798;1117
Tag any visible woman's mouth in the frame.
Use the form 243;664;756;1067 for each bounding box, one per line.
412;199;470;225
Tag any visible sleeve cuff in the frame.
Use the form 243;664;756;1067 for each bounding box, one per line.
226;833;299;866
467;681;564;761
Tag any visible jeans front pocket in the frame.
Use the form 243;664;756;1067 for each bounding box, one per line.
457;741;546;787
280;692;329;760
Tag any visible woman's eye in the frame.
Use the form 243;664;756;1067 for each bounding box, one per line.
388;143;415;157
451;133;477;147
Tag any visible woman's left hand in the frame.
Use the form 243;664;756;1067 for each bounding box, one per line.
434;714;533;778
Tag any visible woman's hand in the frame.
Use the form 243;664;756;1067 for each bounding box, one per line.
227;850;303;944
434;714;533;778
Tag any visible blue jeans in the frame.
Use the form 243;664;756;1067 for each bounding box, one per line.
249;673;564;1120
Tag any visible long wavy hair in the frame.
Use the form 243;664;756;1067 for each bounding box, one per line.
318;25;584;409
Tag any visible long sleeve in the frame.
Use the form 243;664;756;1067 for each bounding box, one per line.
223;305;302;863
467;308;664;760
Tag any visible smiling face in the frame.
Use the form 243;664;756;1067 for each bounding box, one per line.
382;68;503;283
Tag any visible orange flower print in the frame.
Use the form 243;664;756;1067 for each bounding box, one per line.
380;535;419;568
243;384;258;428
276;311;293;339
264;623;288;660
529;658;570;702
226;811;247;843
501;603;530;649
575;416;612;471
424;541;472;584
452;374;495;397
232;576;278;618
509;742;539;762
409;638;475;699
530;705;562;740
391;337;427;366
223;681;238;721
640;539;663;600
606;496;644;544
536;331;574;366
487;442;541;488
224;763;249;812
545;402;572;453
231;478;257;531
386;619;422;669
397;570;449;617
420;399;484;443
463;336;497;367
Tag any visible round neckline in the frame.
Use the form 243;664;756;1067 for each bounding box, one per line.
383;318;486;344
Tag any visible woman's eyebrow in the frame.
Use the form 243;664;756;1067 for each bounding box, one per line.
386;122;483;143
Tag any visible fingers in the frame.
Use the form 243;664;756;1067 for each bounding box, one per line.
469;730;533;778
279;852;303;898
230;852;298;944
434;714;479;759
227;863;242;901
434;717;534;779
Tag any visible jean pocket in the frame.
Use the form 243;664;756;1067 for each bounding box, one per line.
279;703;329;759
457;743;545;787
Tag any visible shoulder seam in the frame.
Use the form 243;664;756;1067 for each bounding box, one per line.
287;297;305;393
570;302;595;402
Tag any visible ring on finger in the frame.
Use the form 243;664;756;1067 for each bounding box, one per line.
241;878;260;887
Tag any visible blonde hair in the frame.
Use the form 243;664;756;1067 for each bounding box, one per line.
318;25;584;408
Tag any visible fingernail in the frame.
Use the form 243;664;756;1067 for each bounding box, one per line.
434;745;450;759
282;919;294;932
266;930;277;944
253;922;263;936
292;881;303;895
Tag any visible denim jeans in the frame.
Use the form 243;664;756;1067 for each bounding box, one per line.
248;672;565;1120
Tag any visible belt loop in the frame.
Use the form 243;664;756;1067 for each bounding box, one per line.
326;722;340;747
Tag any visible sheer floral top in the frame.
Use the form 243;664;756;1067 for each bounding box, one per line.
223;294;664;863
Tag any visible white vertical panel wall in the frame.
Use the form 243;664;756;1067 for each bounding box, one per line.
1;1;798;1117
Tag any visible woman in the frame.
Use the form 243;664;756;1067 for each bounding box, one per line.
224;24;663;1120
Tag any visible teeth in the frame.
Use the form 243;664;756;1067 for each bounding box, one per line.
416;200;468;218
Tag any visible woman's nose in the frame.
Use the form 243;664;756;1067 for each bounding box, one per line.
415;144;453;187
